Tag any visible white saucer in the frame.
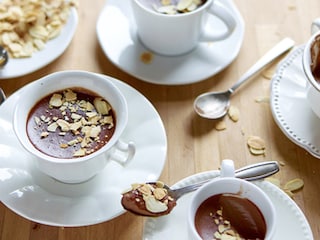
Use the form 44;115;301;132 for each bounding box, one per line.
143;171;313;240
0;8;78;79
0;75;167;227
96;0;245;85
270;46;320;159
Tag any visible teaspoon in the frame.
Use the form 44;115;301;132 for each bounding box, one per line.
121;161;279;217
0;88;6;105
0;45;9;68
194;38;295;119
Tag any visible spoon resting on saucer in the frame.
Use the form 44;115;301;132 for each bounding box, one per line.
121;161;279;217
194;38;295;119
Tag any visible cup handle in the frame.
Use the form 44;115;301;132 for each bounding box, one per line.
220;159;235;178
200;1;237;42
108;140;136;166
311;18;320;34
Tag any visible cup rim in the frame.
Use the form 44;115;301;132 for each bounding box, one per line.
133;0;213;17
13;70;128;164
188;177;276;240
303;31;320;92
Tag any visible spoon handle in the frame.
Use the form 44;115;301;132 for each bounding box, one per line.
229;37;295;93
171;161;279;199
234;161;279;181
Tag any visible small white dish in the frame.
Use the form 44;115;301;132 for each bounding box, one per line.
96;0;245;85
0;75;167;227
270;46;320;158
0;8;78;79
143;171;313;240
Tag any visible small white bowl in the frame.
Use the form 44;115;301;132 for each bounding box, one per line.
13;70;135;183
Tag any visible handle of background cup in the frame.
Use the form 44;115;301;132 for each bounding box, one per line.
109;140;136;166
311;18;320;34
220;159;235;177
201;1;236;42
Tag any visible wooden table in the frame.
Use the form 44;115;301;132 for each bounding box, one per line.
1;0;320;239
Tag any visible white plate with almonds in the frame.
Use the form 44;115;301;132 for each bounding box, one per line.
0;75;167;226
0;0;78;79
143;171;313;240
96;0;245;85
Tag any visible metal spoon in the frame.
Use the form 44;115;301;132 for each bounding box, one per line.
194;38;295;119
121;161;279;217
0;88;6;105
0;45;9;68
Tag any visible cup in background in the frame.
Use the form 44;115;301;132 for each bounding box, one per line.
303;18;320;118
188;159;276;240
131;0;237;56
13;70;135;183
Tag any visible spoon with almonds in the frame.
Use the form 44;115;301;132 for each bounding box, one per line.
121;161;279;217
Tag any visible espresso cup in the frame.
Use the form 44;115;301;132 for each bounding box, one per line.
188;159;276;240
13;71;135;183
131;0;237;56
303;18;320;118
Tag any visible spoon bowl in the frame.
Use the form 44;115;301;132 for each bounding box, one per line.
194;90;231;119
194;38;295;119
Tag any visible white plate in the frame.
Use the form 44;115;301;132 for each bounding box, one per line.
0;75;167;227
270;46;320;158
0;8;78;79
143;171;313;240
96;0;245;85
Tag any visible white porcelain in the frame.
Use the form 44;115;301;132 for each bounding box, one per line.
270;46;320;159
188;160;276;240
131;0;236;56
13;71;135;183
303;20;320;118
143;171;313;240
0;76;167;226
96;0;244;85
0;8;78;79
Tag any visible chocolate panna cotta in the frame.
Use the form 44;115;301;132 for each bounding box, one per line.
311;34;320;82
121;182;177;217
195;194;266;240
27;88;116;159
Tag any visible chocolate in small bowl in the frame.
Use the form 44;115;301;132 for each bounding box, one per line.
195;193;266;240
27;88;116;159
310;34;320;82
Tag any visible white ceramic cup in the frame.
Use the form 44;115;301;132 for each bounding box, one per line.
188;159;276;240
131;0;237;56
13;71;135;184
303;18;320;118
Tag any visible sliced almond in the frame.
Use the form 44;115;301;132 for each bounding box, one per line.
47;122;58;132
177;0;193;11
143;195;168;213
49;93;63;107
215;121;226;131
56;119;70;132
284;178;304;192
153;188;167;200
94;97;111;115
247;136;266;150
228;105;240;122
